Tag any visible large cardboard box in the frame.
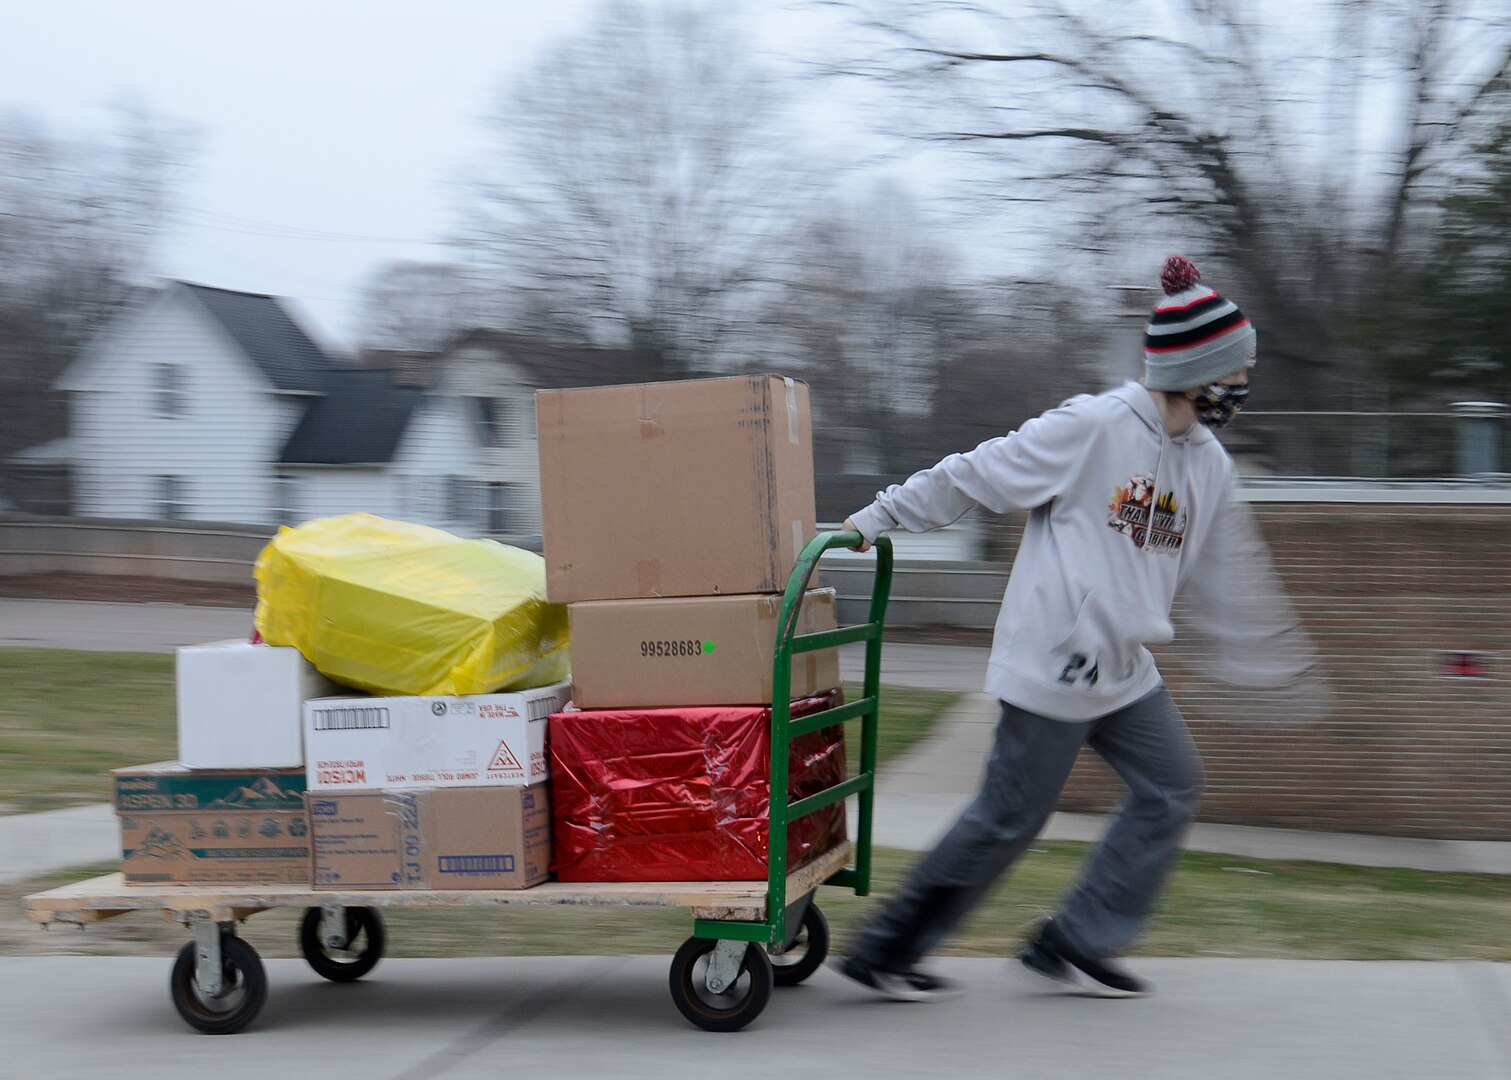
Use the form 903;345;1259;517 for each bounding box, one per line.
177;641;341;768
113;762;309;885
309;785;550;890
303;681;571;792
536;375;816;603
567;590;841;709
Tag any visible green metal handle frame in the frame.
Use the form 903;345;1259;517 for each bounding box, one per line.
693;530;893;947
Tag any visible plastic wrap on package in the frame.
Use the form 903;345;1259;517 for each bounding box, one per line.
549;691;847;882
253;512;570;696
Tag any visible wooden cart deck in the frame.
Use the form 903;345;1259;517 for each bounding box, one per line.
25;840;852;926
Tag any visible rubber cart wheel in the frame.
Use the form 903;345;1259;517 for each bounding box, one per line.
298;906;386;983
169;934;268;1035
668;937;773;1032
771;903;829;987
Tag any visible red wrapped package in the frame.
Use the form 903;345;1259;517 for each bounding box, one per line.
549;690;847;882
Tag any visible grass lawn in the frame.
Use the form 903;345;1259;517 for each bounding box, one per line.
0;651;959;815
841;680;959;776
0;649;176;814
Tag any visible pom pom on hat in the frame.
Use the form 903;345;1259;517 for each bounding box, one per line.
1159;255;1201;295
1143;256;1256;390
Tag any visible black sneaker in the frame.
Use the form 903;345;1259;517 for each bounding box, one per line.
1017;940;1073;987
1026;920;1150;998
829;954;962;1003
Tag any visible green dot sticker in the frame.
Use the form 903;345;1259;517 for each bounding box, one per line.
702;641;716;654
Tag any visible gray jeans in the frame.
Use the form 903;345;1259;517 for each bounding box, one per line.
855;686;1205;968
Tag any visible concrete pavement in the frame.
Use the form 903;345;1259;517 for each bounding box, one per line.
0;596;255;651
2;954;1508;1079
0;804;118;885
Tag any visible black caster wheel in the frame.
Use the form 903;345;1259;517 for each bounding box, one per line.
169;934;268;1035
771;903;829;987
668;937;773;1032
298;906;386;982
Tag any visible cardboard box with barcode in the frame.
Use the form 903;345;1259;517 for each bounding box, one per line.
302;681;571;792
536;375;816;604
567;589;841;709
309;785;549;891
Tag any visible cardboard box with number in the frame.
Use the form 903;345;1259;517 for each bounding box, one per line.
567;589;840;709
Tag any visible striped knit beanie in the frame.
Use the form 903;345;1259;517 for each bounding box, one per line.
1143;256;1256;390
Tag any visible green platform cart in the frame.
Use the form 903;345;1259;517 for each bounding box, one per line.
24;530;894;1034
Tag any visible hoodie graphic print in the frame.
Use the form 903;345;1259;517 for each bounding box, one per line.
1108;473;1186;554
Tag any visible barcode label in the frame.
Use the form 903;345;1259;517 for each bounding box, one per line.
526;698;556;721
438;854;514;874
312;707;390;731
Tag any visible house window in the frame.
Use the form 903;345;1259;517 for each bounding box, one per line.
447;475;476;526
474;397;515;449
271;474;300;525
153;364;186;418
484;482;522;534
155;476;189;521
475;398;498;448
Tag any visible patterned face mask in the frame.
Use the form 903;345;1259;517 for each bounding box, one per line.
1190;382;1249;428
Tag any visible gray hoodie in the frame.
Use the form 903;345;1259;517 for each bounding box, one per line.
850;382;1321;722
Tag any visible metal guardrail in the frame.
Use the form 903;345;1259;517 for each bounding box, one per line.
1232;404;1508;480
1236;478;1511;503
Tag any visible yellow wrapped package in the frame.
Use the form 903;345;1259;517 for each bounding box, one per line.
254;513;570;696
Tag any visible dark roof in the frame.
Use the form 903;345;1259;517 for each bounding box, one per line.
447;329;644;389
180;282;334;392
279;369;423;465
352;347;444;389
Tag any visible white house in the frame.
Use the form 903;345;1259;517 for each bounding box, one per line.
53;283;645;539
56;281;483;533
411;329;649;537
53;282;985;558
60;282;326;524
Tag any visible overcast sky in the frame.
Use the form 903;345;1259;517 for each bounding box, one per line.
1;1;855;351
7;2;1453;357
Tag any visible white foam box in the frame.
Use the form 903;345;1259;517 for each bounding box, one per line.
303;681;572;792
177;641;341;769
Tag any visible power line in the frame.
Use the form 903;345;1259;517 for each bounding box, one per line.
175;208;446;245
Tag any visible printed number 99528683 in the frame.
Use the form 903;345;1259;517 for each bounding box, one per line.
640;640;704;658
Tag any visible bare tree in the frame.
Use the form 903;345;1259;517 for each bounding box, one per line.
0;104;192;477
355;259;485;353
833;0;1511;470
743;180;1013;472
1368;76;1511;409
455;0;820;379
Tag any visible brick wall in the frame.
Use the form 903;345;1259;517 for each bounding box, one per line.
1050;503;1511;840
